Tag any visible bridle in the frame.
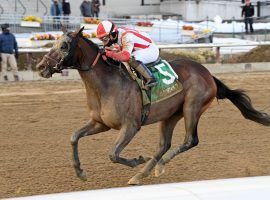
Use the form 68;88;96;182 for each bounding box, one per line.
44;32;103;74
44;54;65;74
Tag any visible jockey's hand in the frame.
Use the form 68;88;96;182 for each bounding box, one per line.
105;50;114;58
105;50;131;62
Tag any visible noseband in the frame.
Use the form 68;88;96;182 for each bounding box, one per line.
44;54;65;74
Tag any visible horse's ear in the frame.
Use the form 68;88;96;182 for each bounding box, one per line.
75;26;84;37
61;23;67;34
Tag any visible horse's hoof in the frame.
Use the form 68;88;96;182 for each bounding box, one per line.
128;177;140;185
77;170;87;181
128;174;142;185
154;164;166;177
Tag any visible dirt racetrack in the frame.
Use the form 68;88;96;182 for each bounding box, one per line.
0;72;270;198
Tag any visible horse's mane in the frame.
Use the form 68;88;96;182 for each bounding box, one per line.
81;36;100;51
81;36;121;67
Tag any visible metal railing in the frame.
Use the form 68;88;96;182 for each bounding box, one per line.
4;14;270;44
18;41;270;52
16;41;270;71
0;14;197;43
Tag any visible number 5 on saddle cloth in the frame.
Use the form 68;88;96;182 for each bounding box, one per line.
123;59;183;124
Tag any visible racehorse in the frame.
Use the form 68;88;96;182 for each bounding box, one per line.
36;27;270;185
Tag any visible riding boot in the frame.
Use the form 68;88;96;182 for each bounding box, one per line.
14;75;19;81
3;75;8;81
134;62;158;88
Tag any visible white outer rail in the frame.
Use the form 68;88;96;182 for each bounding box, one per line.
157;41;270;49
18;41;270;53
19;41;270;64
7;176;270;200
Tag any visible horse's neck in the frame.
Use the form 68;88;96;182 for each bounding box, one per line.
77;39;122;102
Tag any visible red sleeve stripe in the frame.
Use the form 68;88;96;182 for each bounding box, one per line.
122;30;152;44
134;43;150;49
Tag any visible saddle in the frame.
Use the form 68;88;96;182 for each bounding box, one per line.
123;58;182;124
102;54;182;125
124;58;161;82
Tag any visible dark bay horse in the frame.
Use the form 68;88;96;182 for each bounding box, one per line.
36;27;270;185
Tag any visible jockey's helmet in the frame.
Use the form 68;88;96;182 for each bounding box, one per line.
96;20;118;46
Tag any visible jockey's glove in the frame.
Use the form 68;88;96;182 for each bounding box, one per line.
105;50;130;62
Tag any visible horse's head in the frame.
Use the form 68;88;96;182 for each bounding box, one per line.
36;27;84;78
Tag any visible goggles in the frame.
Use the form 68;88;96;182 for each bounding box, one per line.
99;23;116;44
100;35;110;44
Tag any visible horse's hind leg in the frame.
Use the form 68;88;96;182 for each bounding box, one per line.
158;88;214;171
128;113;183;185
109;123;150;168
71;120;110;181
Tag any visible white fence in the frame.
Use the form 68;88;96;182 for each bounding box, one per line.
19;41;270;53
15;42;263;52
19;41;270;62
6;42;270;82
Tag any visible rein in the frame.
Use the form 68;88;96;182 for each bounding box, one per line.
44;30;121;75
45;37;104;73
91;52;102;67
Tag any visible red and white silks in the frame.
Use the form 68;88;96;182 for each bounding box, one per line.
103;27;159;64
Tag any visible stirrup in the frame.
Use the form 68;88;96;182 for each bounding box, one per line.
145;79;158;88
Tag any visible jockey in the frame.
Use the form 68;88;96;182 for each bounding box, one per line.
96;20;158;88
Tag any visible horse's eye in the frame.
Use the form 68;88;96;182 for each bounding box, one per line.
61;42;68;50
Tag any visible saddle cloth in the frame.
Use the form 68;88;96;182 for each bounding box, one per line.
125;59;183;105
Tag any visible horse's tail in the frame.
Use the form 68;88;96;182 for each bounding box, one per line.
213;76;270;126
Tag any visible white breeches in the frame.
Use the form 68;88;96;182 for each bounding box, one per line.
132;43;159;64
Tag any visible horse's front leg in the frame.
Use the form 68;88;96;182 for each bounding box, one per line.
109;124;150;168
71;119;110;181
128;113;182;185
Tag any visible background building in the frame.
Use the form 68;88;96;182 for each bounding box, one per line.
0;0;269;20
